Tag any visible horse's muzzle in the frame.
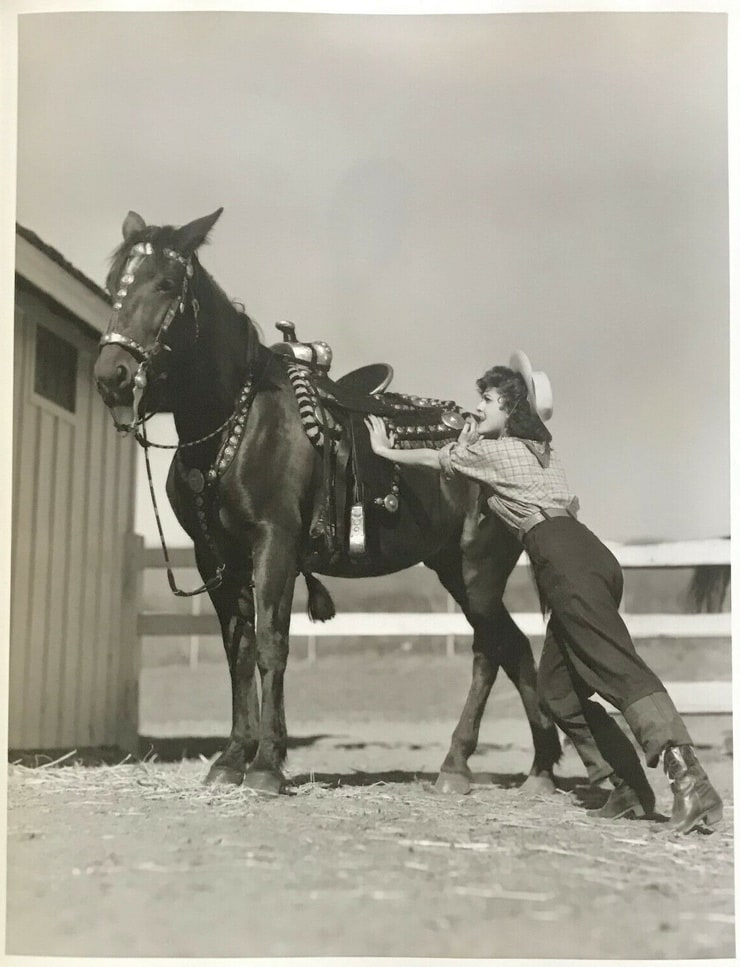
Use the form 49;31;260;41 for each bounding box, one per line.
94;349;143;434
94;347;136;404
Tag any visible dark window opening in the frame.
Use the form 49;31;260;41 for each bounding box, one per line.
34;324;77;413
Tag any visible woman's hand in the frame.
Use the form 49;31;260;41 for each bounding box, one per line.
364;415;396;456
457;417;480;447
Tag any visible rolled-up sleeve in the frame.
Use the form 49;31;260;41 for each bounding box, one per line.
439;440;499;487
438;442;458;478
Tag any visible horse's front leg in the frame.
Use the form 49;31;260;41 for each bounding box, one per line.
168;467;260;786
204;566;260;786
192;549;258;786
429;513;562;795
242;524;299;795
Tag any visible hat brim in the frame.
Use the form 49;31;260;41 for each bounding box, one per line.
509;350;553;422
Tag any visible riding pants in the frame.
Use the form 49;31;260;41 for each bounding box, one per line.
524;517;692;775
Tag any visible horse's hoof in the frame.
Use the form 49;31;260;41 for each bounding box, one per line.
204;765;244;786
519;773;557;797
243;770;284;796
434;770;472;796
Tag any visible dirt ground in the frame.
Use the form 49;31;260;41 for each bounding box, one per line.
5;655;735;959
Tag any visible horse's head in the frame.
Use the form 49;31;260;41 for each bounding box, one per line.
94;208;223;430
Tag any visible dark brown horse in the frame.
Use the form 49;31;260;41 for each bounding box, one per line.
94;208;562;795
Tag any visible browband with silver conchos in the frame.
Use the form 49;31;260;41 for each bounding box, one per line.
100;241;194;357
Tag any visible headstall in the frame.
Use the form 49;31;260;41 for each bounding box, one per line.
99;239;263;597
100;241;196;421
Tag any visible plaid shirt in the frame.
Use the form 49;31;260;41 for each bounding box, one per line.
439;437;579;537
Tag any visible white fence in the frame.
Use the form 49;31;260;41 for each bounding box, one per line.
136;538;732;715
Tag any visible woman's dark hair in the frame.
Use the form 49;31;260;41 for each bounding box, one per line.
476;366;552;443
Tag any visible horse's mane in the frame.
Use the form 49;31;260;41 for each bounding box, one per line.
192;260;264;371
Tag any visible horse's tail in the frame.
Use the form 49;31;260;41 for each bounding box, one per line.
303;571;336;622
685;564;730;613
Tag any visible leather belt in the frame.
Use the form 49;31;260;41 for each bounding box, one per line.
518;505;577;541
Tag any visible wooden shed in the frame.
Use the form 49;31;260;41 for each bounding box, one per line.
11;226;140;752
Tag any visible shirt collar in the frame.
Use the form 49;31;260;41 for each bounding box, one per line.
519;439;551;468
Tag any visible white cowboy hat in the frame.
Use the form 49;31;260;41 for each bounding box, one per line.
509;350;553;422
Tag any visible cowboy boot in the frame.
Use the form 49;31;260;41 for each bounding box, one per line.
663;744;723;834
596;772;656;820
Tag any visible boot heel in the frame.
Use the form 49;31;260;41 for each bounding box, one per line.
664;744;724;834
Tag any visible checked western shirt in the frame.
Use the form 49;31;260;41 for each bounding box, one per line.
438;436;579;538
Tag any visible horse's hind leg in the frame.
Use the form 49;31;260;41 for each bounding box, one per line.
466;518;562;792
203;565;260;786
435;644;499;795
424;542;499;795
426;515;561;795
491;606;563;795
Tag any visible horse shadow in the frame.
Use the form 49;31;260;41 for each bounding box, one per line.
137;734;598;799
137;733;332;762
286;768;590;795
136;736;598;800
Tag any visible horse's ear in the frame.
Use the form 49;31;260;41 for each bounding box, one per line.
174;208;224;256
123;211;147;240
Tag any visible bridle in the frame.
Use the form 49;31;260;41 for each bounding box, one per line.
98;237;276;598
100;240;198;424
99;238;231;597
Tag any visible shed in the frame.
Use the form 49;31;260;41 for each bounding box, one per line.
11;226;139;753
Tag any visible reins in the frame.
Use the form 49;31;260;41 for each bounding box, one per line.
137;351;274;597
132;410;236;451
141;421;225;598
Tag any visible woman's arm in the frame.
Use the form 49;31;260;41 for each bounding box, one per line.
364;414;480;470
364;415;441;468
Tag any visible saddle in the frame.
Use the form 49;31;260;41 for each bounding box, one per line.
269;321;468;569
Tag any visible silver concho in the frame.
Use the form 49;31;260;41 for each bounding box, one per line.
187;469;205;494
383;494;399;513
441;411;465;431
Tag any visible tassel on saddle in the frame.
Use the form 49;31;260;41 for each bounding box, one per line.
308;390;340;561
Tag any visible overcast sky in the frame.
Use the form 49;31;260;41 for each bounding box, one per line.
11;8;731;543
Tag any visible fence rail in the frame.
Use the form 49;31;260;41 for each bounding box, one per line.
140;539;732;570
135;538;732;715
138;609;732;640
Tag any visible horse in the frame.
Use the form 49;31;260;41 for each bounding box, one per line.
94;207;564;796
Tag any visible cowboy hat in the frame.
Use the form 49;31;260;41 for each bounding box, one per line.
509;350;553;422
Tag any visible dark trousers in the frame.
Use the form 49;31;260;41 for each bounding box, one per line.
525;517;691;774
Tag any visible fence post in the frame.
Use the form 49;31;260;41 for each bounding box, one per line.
118;531;144;753
446;594;456;658
307;634;317;663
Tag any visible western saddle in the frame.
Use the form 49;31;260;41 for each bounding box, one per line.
269;321;468;568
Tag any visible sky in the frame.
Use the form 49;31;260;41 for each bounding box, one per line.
7;5;733;543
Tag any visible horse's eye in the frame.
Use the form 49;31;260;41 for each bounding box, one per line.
158;278;176;293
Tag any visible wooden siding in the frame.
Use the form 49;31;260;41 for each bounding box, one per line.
10;285;138;750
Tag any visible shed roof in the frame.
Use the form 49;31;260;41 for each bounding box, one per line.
15;224;111;335
16;223;109;302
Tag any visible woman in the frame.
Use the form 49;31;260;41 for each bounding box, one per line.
365;352;722;834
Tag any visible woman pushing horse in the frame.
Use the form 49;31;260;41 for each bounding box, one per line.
366;352;723;835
